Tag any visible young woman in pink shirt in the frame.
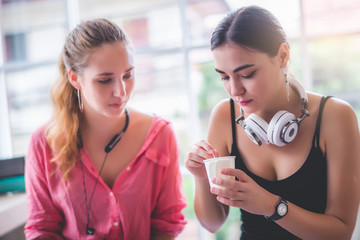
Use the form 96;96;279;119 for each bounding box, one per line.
25;18;186;240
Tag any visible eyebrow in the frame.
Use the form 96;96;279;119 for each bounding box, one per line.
96;67;134;76
215;64;254;74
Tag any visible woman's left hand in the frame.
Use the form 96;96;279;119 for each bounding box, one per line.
210;168;278;216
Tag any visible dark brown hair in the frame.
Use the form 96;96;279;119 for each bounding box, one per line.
211;5;288;57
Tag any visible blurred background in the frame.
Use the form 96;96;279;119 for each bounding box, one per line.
0;0;359;239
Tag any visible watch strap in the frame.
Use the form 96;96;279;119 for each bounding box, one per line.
265;196;288;221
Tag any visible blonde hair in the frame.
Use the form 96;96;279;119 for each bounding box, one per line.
46;18;132;181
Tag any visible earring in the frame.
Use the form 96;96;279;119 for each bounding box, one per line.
77;89;84;113
282;66;290;102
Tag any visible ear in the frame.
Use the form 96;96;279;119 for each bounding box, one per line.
277;43;290;68
68;69;81;90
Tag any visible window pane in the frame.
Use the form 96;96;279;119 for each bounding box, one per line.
79;0;181;50
309;35;360;121
79;0;176;19
187;0;230;46
304;0;360;37
120;6;182;50
189;48;227;135
6;65;56;156
2;0;67;63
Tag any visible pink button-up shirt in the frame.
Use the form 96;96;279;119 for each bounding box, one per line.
25;116;187;239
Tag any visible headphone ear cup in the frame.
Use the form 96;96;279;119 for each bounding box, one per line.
267;111;296;146
244;113;269;145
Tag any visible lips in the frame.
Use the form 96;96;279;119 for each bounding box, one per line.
238;99;253;106
109;102;123;108
109;98;128;108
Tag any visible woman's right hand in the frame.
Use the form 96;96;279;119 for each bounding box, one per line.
185;140;218;179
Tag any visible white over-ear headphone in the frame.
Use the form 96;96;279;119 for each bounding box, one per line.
235;79;309;147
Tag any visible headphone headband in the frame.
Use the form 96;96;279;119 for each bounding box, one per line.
289;78;307;103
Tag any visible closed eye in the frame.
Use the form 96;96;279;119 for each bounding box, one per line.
123;73;133;79
98;78;112;84
221;76;230;81
241;70;256;79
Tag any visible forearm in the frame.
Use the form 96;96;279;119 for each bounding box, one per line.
277;201;356;240
194;177;229;233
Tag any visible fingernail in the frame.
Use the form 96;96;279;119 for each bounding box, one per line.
209;149;216;158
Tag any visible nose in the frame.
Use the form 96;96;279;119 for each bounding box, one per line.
113;79;126;97
230;78;245;97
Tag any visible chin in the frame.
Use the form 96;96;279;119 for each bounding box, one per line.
107;109;126;118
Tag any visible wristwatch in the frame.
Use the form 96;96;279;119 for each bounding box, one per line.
265;196;288;221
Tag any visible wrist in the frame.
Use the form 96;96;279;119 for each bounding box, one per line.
265;195;288;222
265;194;280;216
195;176;211;186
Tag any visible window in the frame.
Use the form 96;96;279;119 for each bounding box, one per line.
5;33;27;62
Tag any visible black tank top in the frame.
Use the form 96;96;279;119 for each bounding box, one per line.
230;96;331;240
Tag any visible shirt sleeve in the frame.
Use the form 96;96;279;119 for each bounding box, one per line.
150;123;187;237
24;128;64;240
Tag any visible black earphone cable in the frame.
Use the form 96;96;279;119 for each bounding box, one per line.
78;108;129;235
80;152;108;235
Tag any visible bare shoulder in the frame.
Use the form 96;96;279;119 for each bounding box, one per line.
306;92;357;124
320;96;360;149
127;108;154;138
210;98;232;123
208;99;233;155
208;98;233;135
128;108;153;124
322;97;358;125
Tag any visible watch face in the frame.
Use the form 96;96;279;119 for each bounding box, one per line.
277;203;288;216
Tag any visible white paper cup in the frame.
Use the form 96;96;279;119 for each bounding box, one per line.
203;156;236;189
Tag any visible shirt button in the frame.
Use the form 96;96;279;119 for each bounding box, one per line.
126;166;131;171
109;192;114;197
113;222;119;226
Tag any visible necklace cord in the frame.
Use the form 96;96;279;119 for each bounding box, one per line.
78;108;130;234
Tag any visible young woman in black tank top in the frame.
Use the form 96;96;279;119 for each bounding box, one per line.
185;6;360;240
